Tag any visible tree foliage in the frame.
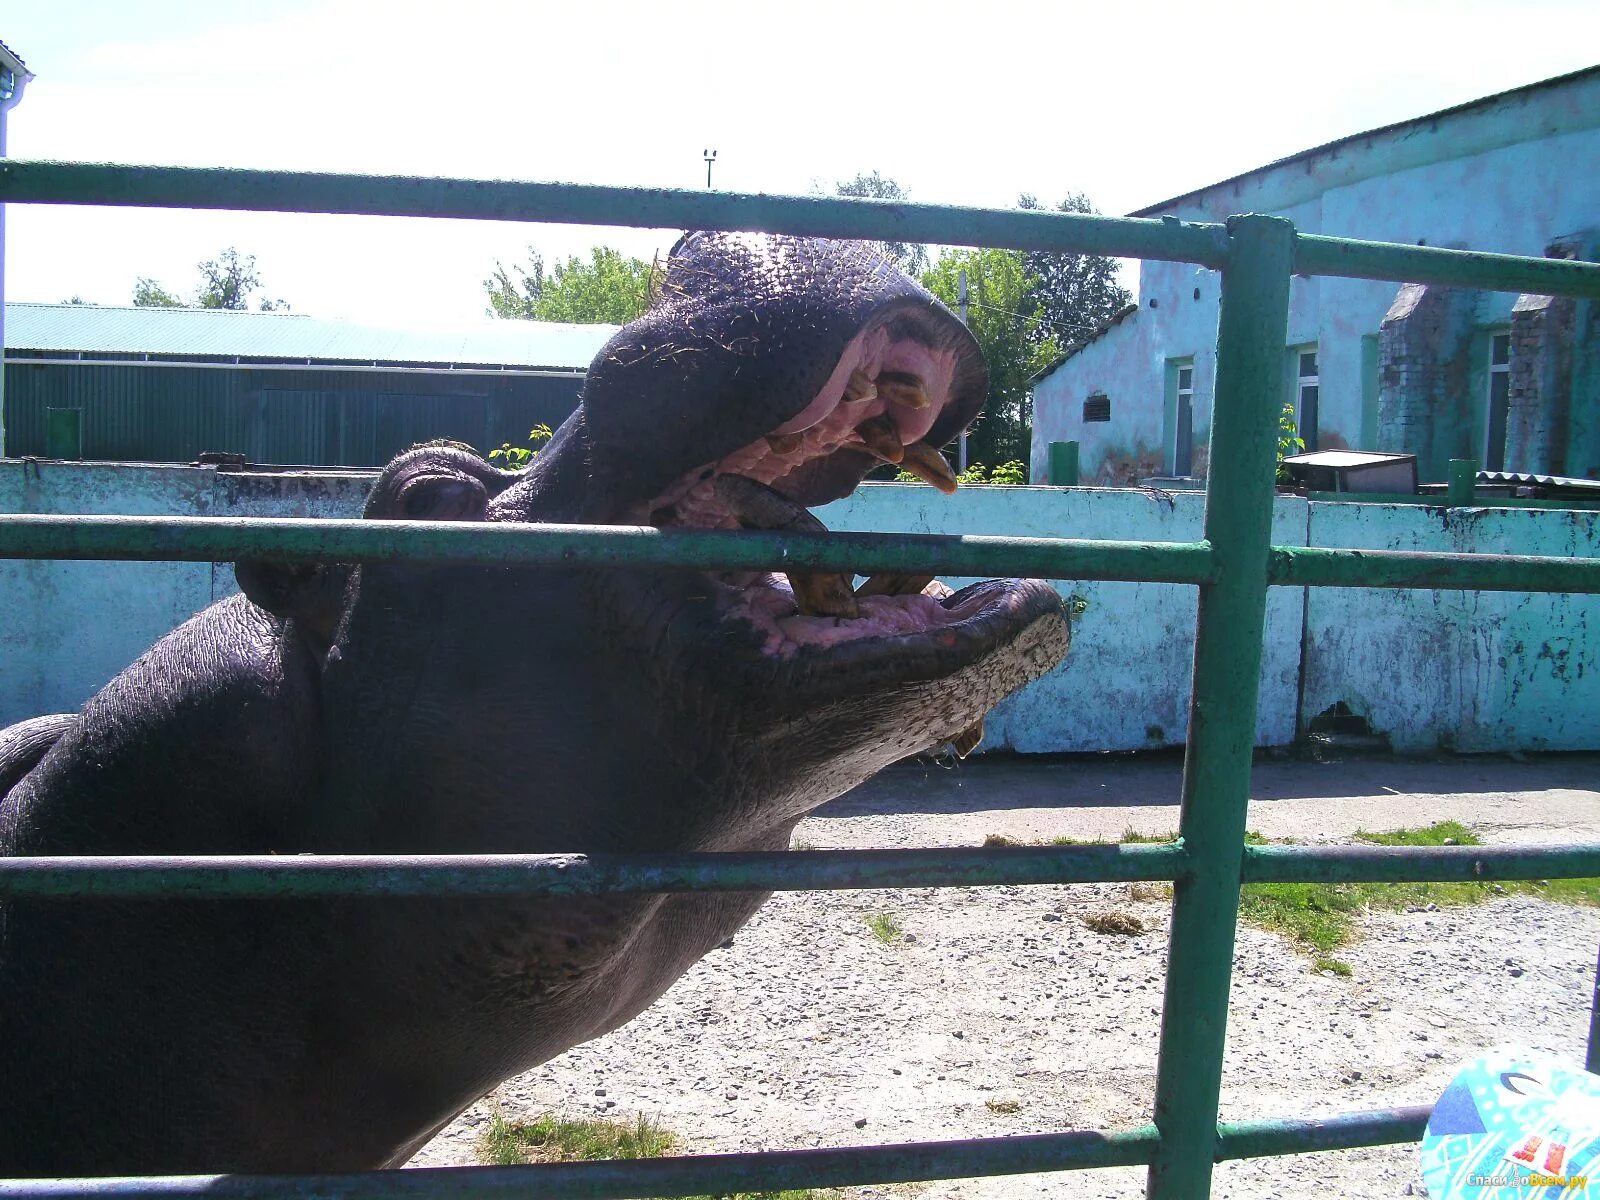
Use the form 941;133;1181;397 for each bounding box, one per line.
133;248;289;311
1016;193;1131;350
132;278;185;308
834;171;928;276
485;247;653;324
920;249;1061;468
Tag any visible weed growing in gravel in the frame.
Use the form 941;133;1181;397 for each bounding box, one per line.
985;1098;1022;1114
479;1112;831;1199
864;911;904;943
1239;821;1600;965
1313;956;1353;977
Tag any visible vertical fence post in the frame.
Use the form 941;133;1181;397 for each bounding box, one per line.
1147;215;1295;1199
1448;458;1477;506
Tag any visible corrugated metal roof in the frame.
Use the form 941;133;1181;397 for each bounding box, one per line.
1130;63;1600;218
5;303;618;372
0;38;30;77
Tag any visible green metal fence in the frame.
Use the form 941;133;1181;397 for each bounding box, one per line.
1;160;1599;1200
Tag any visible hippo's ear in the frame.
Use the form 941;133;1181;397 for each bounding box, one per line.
364;442;515;522
235;560;349;648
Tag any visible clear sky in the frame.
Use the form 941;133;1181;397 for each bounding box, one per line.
4;0;1597;324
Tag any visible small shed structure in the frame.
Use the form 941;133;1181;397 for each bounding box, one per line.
2;303;617;465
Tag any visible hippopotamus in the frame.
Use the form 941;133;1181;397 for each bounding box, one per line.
0;232;1069;1175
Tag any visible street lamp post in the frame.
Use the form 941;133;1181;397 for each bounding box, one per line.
703;148;717;189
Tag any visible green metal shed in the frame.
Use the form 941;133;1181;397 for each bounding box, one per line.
1;303;616;465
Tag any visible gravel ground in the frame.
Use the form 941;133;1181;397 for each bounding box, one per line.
408;753;1600;1199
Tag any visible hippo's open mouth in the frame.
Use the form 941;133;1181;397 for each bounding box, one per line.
628;324;1062;751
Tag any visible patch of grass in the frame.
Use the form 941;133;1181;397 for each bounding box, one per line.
480;1112;833;1199
985;1097;1022;1114
983;827;1175;848
480;1111;675;1166
864;911;904;944
1313;956;1353;977
1239;820;1600;960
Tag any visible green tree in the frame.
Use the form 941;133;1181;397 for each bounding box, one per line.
485;247;652;324
1016;193;1132;350
133;278;185;308
133;248;289;311
921;249;1061;467
834;171;928;276
196;248;289;311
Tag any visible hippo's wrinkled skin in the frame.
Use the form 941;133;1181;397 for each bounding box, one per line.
0;233;1069;1175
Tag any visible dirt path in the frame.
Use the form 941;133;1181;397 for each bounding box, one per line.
409;753;1600;1199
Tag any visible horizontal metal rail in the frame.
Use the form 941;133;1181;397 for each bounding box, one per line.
0;514;1217;583
0;844;1185;899
1212;1105;1431;1161
0;1105;1434;1200
1269;543;1600;592
1244;843;1600;884
2;841;1594;900
1293;232;1600;298
6;514;1600;595
0;159;1233;268
4;160;1600;298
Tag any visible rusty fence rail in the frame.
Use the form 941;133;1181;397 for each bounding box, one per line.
1;161;1599;1199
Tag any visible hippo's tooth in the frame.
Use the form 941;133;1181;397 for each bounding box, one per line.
765;432;803;455
951;718;985;758
854;415;905;464
855;573;935;598
787;573;861;620
878;371;931;410
899;442;959;494
713;473;860;619
842;368;877;404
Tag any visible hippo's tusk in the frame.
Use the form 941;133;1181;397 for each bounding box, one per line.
878;371;931;410
842;368;877;404
898;442;959;494
713;474;860;619
854;415;906;464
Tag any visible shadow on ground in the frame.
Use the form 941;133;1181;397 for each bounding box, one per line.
814;749;1600;819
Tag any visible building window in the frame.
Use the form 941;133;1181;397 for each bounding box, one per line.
1485;331;1511;471
1165;359;1194;476
1082;392;1111;422
1294;346;1319;452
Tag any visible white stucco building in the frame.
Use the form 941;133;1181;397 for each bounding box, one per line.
1030;65;1600;486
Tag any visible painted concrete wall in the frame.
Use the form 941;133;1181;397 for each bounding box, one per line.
0;460;371;728
5;462;1597;757
816;484;1308;753
1033;83;1600;486
1302;501;1600;753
